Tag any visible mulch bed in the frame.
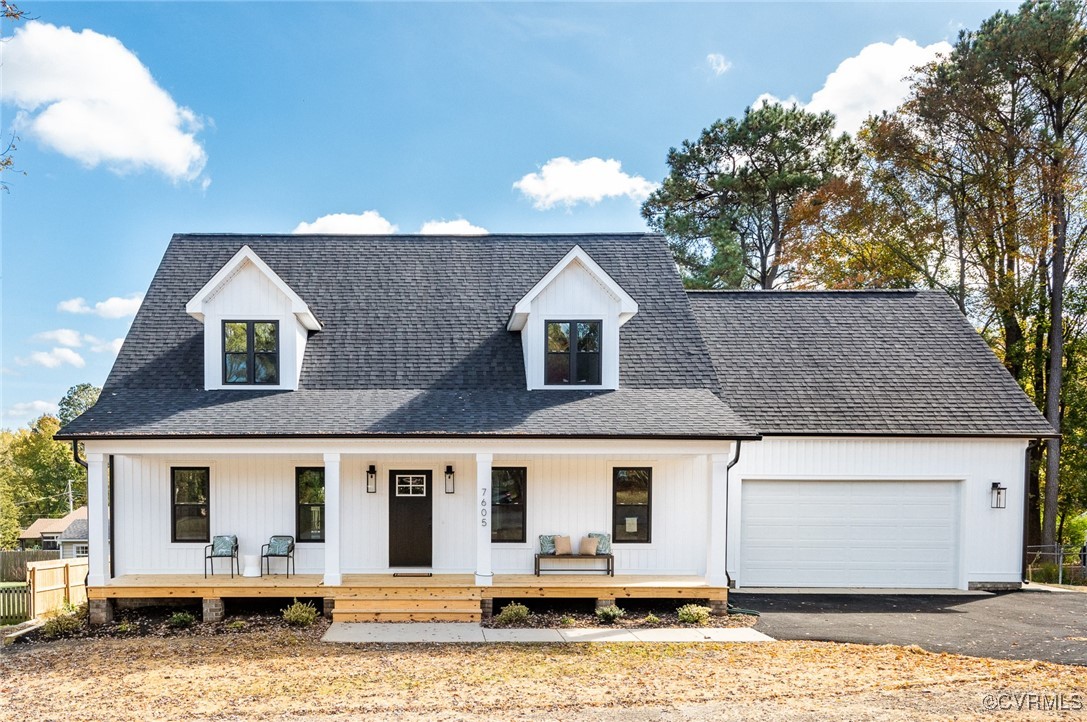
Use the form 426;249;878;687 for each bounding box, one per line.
482;598;758;629
16;599;331;645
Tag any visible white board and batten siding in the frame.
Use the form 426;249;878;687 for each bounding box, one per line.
729;437;1029;589
109;450;712;577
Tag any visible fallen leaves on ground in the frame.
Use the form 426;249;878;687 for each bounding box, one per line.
2;627;1085;721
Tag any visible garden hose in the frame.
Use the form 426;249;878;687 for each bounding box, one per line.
727;602;761;617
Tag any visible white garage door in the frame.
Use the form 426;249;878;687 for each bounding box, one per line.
739;480;960;588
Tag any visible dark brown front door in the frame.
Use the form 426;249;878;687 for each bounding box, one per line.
389;470;432;567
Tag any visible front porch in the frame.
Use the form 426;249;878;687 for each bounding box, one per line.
87;572;728;623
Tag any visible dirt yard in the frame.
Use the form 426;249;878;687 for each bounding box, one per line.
3;624;1085;721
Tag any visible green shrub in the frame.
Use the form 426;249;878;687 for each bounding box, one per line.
116;621;134;633
282;599;319;627
677;604;712;625
493;602;530;626
1030;562;1060;584
42;609;83;639
644;613;661;625
595;604;625;623
559;614;575;627
227;620;247;631
168;611;196;628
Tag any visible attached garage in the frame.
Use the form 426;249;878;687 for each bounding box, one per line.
739;480;961;588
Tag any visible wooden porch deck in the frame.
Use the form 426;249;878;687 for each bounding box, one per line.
89;573;727;622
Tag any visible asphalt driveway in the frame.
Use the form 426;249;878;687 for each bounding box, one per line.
735;587;1087;665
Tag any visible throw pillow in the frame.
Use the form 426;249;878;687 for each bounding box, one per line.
588;532;611;554
538;534;556;555
579;537;599;556
553;535;572;555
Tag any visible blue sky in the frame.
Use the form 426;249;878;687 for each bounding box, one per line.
1;1;1014;428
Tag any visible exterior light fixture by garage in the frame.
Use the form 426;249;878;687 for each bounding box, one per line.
991;482;1007;509
366;464;377;494
444;465;455;494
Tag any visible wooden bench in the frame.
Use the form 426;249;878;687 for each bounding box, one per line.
534;553;614;576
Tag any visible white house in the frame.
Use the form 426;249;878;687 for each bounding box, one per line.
57;233;1054;623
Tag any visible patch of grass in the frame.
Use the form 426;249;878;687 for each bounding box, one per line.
493;602;530;626
677;604;712;625
227;620;247;631
167;611;196;629
559;615;575;627
595;604;625;623
116;621;134;633
282;599;318;627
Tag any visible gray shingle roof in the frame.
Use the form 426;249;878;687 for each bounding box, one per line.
59;233;754;439
688;289;1056;437
60;518;88;541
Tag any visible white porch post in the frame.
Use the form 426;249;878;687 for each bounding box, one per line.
323;452;342;586
86;452;108;588
475;453;493;586
706;452;730;588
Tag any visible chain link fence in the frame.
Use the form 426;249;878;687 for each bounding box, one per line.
1026;544;1086;585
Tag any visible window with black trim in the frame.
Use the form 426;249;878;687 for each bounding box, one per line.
172;467;210;543
223;320;279;385
545;320;601;385
491;467;526;543
296;467;325;542
613;467;651;543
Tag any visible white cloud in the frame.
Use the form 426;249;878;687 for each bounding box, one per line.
706;53;732;76
513;157;658;210
4;400;58;420
57;293;143;318
757;38;952;133
83;335;124;354
18;347;86;369
418;219;489;235
293;210;398;235
34;328;83;347
1;21;207;182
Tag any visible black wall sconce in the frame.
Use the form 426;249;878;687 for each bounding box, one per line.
445;464;455;494
367;464;377;494
991;482;1007;509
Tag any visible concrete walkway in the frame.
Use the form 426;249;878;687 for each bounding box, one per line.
322;622;775;644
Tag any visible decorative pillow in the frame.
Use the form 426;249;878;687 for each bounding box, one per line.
588;532;611;554
212;535;236;556
538;534;556;555
553;535;572;555
579;537;599;556
268;536;293;555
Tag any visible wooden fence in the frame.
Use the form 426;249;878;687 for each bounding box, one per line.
27;558;87;619
0;584;29;624
0;550;60;582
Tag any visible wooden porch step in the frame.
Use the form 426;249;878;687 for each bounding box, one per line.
333;610;482;622
335;598;481;613
333;587;481;600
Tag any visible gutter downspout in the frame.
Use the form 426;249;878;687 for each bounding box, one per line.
71;439;87;469
724;439;743;587
1023;439;1039;584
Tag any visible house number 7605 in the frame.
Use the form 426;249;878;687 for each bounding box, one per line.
480;487;488;527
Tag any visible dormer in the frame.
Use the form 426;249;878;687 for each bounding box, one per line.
186;245;320;391
508;245;638;391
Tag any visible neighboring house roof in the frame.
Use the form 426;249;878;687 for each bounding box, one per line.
59;234;754;439
19;506;88;541
688;289;1056;437
59;519;89;542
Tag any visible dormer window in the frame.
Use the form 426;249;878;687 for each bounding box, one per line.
545;320;601;385
223;320;279;385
